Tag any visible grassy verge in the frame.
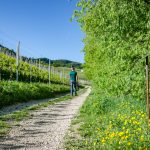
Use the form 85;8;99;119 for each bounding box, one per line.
65;91;150;150
0;81;70;108
0;87;86;136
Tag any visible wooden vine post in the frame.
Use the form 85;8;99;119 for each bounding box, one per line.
146;55;150;119
49;59;51;84
16;41;20;82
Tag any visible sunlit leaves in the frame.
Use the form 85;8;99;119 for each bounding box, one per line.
75;0;150;98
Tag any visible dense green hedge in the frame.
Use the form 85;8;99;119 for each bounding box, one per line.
0;53;69;84
0;81;70;108
75;0;150;99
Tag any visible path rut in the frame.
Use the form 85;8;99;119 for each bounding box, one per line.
0;88;91;150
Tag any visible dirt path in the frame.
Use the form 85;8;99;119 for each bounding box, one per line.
0;88;91;150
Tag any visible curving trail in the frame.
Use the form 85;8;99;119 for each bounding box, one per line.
0;88;91;150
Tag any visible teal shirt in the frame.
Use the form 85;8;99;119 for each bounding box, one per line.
70;71;77;82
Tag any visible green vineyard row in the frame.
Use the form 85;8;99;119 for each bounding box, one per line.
0;53;69;84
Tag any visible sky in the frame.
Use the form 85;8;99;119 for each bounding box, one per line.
0;0;84;63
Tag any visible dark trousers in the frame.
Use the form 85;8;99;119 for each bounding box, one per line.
70;81;77;96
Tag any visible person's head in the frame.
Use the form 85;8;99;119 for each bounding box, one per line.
71;66;75;71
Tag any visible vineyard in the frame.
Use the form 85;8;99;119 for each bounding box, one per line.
0;52;69;85
0;48;72;108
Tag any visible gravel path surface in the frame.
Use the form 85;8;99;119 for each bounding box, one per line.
0;88;91;150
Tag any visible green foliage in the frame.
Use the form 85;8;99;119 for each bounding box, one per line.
0;53;69;84
0;81;70;108
0;45;16;56
75;0;150;99
38;58;83;69
67;93;150;149
65;1;150;149
0;120;10;135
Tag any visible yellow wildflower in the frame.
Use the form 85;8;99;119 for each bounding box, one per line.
110;132;115;138
101;138;106;144
126;130;129;134
140;136;144;142
127;142;132;146
121;136;126;140
141;114;145;117
131;117;135;120
118;131;124;137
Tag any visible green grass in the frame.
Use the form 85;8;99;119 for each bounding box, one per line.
0;120;10;135
65;91;150;150
0;111;30;122
0;87;86;136
0;81;70;108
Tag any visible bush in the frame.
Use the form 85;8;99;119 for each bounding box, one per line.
0;81;70;108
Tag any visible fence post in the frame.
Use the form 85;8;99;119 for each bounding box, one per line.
53;67;55;75
146;55;150;119
63;67;65;85
60;71;62;80
38;59;40;82
16;41;20;81
0;47;1;81
49;59;51;84
36;59;37;67
39;59;41;69
30;59;32;83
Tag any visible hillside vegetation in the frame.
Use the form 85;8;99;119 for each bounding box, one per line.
38;58;82;69
0;45;83;69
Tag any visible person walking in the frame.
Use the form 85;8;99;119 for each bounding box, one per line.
70;66;78;96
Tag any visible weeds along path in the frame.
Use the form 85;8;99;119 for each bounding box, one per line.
0;88;91;150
